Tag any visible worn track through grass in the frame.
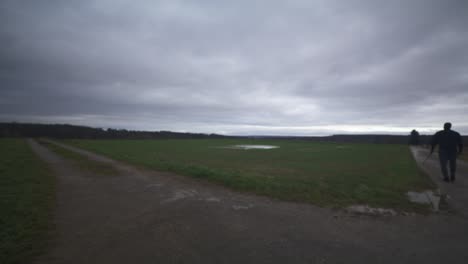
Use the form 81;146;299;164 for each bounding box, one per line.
39;139;119;176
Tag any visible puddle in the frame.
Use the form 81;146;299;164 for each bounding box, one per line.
161;189;198;204
346;205;397;216
205;197;221;202
407;190;440;211
224;145;279;150
348;190;442;215
232;204;254;210
336;146;351;149
144;183;163;191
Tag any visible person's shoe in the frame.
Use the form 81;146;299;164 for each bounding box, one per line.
443;177;450;182
450;177;456;183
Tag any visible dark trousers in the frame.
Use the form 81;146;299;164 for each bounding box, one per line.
439;151;457;179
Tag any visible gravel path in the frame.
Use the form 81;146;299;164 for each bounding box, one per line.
410;146;468;217
30;139;468;264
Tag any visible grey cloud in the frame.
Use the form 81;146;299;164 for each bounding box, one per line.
1;0;467;135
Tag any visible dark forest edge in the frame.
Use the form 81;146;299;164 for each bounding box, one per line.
2;122;466;144
0;122;228;140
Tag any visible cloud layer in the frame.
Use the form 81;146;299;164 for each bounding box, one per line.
1;0;467;135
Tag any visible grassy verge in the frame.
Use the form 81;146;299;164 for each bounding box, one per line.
460;152;468;162
39;140;118;176
66;139;436;212
0;138;55;264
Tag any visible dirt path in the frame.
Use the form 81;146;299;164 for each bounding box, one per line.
410;146;468;217
30;139;468;264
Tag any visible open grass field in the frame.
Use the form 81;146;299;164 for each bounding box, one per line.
67;139;435;211
0;139;55;264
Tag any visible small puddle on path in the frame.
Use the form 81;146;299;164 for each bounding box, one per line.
347;190;443;216
407;190;441;211
161;189;199;204
232;204;254;210
346;205;397;216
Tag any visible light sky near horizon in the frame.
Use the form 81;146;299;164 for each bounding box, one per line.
1;0;467;136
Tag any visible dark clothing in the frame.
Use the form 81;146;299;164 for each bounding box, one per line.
431;129;463;155
431;129;463;181
439;150;457;180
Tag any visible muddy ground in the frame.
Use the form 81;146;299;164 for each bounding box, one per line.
30;140;468;264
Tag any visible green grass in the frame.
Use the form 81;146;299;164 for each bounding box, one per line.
0;139;55;264
66;139;436;211
39;140;118;176
460;152;468;162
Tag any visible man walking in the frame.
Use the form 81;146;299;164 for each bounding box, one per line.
431;122;463;182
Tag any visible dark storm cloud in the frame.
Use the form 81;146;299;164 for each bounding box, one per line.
1;0;467;135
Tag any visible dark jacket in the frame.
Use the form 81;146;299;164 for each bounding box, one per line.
431;129;463;154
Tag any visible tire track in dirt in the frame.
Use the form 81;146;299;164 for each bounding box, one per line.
30;139;468;264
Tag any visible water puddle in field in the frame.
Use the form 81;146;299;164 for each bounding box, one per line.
225;145;279;150
336;145;351;149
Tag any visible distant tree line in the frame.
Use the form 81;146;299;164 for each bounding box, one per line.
2;123;465;144
250;133;466;145
301;134;433;144
0;123;229;139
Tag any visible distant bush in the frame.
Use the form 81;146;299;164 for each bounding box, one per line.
409;130;420;145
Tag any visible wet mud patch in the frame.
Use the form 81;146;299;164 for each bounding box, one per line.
161;189;199;204
232;204;254;210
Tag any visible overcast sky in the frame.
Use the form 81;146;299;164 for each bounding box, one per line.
1;0;467;136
